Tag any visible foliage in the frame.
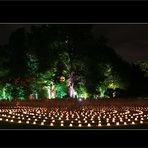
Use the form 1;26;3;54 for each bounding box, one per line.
25;52;39;75
135;60;148;77
74;85;89;99
0;24;144;100
0;83;13;101
56;82;68;98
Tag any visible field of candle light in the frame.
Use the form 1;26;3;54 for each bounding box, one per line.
1;99;148;129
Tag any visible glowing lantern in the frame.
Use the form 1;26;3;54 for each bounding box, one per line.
33;121;36;124
59;76;65;82
98;123;102;126
78;124;82;127
87;123;91;127
26;121;29;124
41;122;44;125
107;123;110;126
50;123;54;126
52;120;55;123
116;122;119;125
18;120;22;123
69;124;73;127
124;122;127;125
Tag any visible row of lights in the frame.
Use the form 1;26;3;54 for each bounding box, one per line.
0;105;148;128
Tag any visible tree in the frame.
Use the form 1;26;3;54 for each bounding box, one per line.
1;24;135;100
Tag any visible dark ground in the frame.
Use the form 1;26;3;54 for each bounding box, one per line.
1;121;148;129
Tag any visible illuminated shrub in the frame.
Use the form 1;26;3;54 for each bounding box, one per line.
0;83;13;101
74;85;89;99
56;82;68;99
96;84;108;98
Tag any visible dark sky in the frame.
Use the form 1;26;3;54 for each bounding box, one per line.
0;24;148;63
93;24;148;62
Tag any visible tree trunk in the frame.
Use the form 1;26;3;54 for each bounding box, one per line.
70;70;74;98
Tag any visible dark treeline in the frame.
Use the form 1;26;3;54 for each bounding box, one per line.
0;24;148;101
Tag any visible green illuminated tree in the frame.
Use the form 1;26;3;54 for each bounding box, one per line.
0;83;13;101
135;60;148;77
25;51;39;99
2;24;134;100
56;81;68;99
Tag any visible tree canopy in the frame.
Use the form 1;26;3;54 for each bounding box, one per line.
0;24;146;101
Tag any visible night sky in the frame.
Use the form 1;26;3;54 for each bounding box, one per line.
0;24;148;63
